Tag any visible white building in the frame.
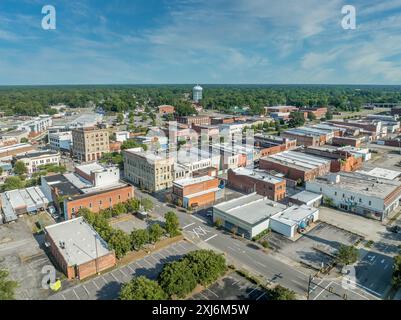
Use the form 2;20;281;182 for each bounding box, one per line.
192;85;203;102
17;115;52;133
213;193;319;239
75;162;120;188
115;131;130;143
338;146;371;161
49;131;73;151
306;172;401;221
14;150;60;174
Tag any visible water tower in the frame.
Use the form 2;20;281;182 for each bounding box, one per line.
192;84;203;102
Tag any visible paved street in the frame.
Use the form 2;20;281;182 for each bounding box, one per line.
134;188;394;300
48;240;196;300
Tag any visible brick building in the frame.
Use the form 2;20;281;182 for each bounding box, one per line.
227;168;286;201
299;107;328;119
176;116;211;127
172;176;222;209
158;105;175;114
0;143;35;159
259;151;331;183
64;184;134;220
72;126;110;162
254;134;297;158
332;136;363;148
45;217;116;280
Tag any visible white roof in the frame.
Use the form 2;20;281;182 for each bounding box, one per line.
45;217;112;266
231;167;283;184
266;151;330;170
214;193;287;226
271;205;318;227
75;163;105;176
357;168;401;180
174;175;216;187
290;191;323;204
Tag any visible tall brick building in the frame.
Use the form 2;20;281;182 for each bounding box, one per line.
72;126;110;162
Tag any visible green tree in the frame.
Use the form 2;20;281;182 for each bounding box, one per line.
288;112;306;128
307;112;316;121
270;285;296;300
130;229;150;251
140;198;154;212
159;260;197;298
0;167;3;176
165;211;180;237
108;229;132;259
325;109;333;120
3;176;25;191
336;245;359;266
120;276;167;300
20;137;29;143
148;223;165;243
184;250;226;286
214;218;223;229
116;113;124;124
13;161;27;175
112;203;128;217
392;254;401;289
126;198;140;213
0;269;18;300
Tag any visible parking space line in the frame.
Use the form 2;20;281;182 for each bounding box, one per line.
119;268;128;278
142;258;154;267
127;264;136;273
82;285;90;297
92;280;100;290
206;288;218;298
169;245;181;254
256;292;266;300
72;289;80;300
155;252;165;260
111;272;120;282
176;242;188;251
248;286;259;296
135;261;144;268
204;234;218;242
61;293;66;300
101;276;108;284
149;255;159;264
199;292;209;300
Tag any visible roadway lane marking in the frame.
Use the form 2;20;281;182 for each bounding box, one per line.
183;222;196;229
310;278;325;292
341;279;382;298
255;261;265;268
313;281;333;300
191;215;205;223
204;234;218;242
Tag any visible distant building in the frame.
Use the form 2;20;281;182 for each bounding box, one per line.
306;172;401;221
299;107;328;119
227;168;286;201
192;85;203;102
72;126;110;162
158;105;175;114
115;131;130;143
0;143;35;159
17;115;52;134
176;115;210;127
172;176;222;209
264;106;298;114
45;217;116;280
14;150;60;174
49;131;73;152
0;129;30;144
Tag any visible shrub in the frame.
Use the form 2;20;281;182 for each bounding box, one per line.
130;229;150;251
120;276;167;300
158;259;197;298
336;245;359;266
165;211;180;237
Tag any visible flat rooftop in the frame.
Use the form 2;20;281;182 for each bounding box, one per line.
214;193;287;226
357;168;401;180
230;167;284;184
45;217;112;266
174;175;216;188
43;174;83;196
75;162;108;175
15;149;59;160
263;151;330;171
290;190;323;203
271;205;318;227
311;172;401;198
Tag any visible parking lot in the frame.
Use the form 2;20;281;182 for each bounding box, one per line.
190;272;268;301
110;214;165;234
0;216;59;300
267;222;362;270
48;240;196;300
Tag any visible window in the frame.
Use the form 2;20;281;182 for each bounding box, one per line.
99;200;102;205
71;208;75;213
369;201;372;206
89;203;92;208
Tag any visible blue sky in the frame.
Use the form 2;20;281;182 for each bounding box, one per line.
1;0;401;85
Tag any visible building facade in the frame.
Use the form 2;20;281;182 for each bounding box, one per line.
14;150;60;174
72;127;110;162
49;131;73;151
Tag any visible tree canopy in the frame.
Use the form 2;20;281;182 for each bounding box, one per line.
0;269;18;300
120;276;167;300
